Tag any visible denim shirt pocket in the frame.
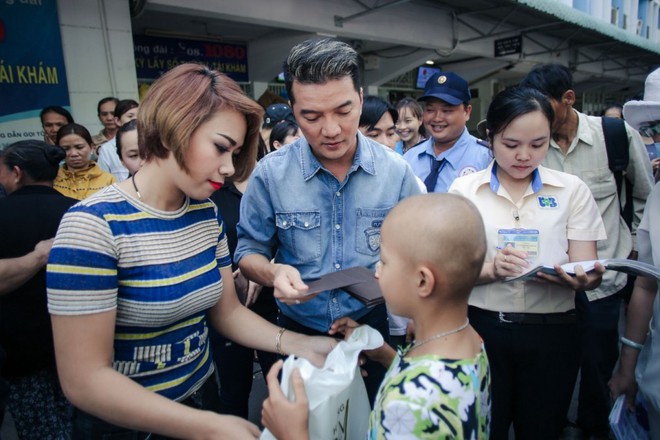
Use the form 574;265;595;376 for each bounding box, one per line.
275;211;321;263
355;208;390;256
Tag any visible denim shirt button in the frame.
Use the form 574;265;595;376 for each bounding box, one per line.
304;222;309;227
335;224;340;230
332;298;338;303
336;191;341;197
282;221;288;226
334;263;340;269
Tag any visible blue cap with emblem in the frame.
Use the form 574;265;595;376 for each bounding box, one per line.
418;71;471;106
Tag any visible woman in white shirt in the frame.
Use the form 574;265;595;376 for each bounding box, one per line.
449;86;606;440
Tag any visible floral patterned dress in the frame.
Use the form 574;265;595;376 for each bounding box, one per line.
368;345;491;439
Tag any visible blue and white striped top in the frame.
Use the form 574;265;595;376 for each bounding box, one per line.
47;184;231;401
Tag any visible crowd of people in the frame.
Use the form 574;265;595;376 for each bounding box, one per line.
0;37;659;440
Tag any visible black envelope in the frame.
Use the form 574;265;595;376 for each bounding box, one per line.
305;266;384;306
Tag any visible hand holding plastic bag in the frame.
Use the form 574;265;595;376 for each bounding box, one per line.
261;325;384;440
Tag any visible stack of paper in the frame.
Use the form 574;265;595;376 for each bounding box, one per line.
505;258;660;283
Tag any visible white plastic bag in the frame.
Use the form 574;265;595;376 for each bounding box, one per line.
261;325;384;440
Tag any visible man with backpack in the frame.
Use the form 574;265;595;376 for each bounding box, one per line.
522;64;654;440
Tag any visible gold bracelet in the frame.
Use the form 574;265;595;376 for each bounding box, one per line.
275;327;287;355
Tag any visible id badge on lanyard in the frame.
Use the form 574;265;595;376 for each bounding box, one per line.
497;228;540;259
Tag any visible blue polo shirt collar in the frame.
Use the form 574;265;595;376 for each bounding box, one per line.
489;162;544;193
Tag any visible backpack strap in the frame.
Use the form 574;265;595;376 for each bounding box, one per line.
601;116;632;229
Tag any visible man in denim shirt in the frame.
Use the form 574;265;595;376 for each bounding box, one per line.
235;38;420;401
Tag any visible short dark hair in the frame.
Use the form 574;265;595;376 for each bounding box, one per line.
0;139;65;182
114;99;139;119
284;38;362;105
116;119;138;159
520;64;573;101
485;86;554;144
269;120;299;150
97;97;119;115
359;95;398;130
56;123;94;146
39;106;74;124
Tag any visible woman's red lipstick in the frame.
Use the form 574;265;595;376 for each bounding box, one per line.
209;181;223;190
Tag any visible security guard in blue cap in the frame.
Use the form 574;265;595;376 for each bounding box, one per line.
404;71;491;193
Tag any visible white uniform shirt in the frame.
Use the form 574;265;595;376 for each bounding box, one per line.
450;163;606;313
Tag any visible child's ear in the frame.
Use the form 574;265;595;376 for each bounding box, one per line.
417;265;436;298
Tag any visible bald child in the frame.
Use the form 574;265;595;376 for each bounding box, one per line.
262;193;492;439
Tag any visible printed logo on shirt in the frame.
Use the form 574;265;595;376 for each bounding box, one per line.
458;166;478;176
537;196;558;208
365;220;382;253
